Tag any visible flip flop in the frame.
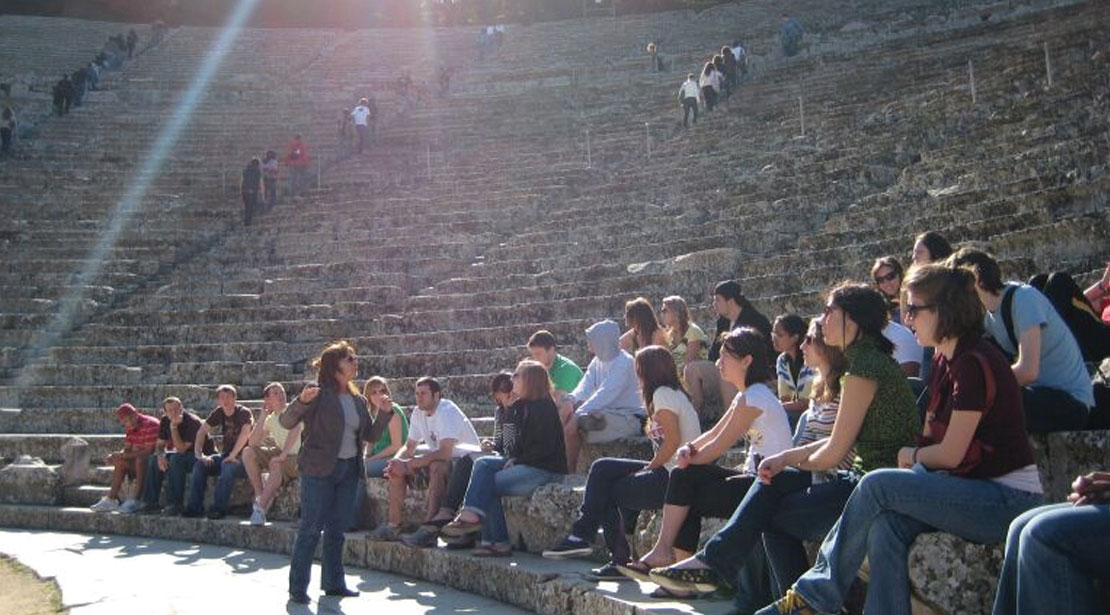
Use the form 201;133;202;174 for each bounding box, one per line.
615;561;654;583
441;519;482;537
650;586;698;599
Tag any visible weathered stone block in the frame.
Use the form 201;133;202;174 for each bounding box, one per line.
0;455;61;505
59;437;90;486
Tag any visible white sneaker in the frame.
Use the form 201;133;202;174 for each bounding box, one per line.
90;496;120;513
250;506;266;526
118;499;141;514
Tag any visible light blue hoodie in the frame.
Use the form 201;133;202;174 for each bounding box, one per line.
569;320;645;417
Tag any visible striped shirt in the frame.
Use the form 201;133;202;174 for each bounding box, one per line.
776;352;815;402
125;414;161;450
793;397;856;482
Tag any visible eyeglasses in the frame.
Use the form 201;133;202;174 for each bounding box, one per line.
874;271;900;284
904;303;936;319
343;355;359;363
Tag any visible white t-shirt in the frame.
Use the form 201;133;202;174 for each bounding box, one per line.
737;383;794;473
650;386;702;470
407;399;481;458
883;322;924;368
351;105;371;126
679;80;700;100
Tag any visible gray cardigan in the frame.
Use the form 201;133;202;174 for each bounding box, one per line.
280;386;375;478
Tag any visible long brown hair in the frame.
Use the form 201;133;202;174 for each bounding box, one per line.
625;297;662;350
515;360;553;402
806;319;847;404
312;340;360;395
661;295;690;339
634;345;689;425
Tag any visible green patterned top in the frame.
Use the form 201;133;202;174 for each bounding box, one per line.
841;337;920;472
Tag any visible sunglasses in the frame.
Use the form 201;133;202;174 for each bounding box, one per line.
904;303;936;318
874;271;900;284
342;355;359;363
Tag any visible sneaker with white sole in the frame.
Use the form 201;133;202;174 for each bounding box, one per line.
90;496;120;513
542;536;593;559
118;499;142;514
250;506;267;526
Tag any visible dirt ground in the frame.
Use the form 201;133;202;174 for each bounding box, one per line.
0;555;66;615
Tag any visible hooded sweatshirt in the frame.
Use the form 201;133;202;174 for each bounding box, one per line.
569;320;645;417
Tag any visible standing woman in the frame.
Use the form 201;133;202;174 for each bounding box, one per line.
543;346;702;580
282;340;375;604
700;61;720;112
0;107;15;156
757;264;1043;615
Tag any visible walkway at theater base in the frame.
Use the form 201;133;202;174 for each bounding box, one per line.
0;529;531;615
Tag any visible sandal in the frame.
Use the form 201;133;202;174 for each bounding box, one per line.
648;566;722;594
615;561;654;583
471;544;512;557
440;518;482;537
649;586;698;599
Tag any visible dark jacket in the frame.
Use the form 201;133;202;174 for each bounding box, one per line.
503;397;568;475
280;386;375;477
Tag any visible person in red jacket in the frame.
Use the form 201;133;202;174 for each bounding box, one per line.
283;135;311;197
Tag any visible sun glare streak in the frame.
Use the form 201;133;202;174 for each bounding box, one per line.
13;0;262;395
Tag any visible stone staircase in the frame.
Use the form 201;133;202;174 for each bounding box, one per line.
2;1;1110;613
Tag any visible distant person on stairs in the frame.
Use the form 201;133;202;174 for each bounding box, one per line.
126;29;139;58
563;320;647;455
0;107;15;156
282;134;311;197
699;62;721;112
779;13;805;57
351;99;372;155
52;75;73;117
677;73;701;128
241;157;262;226
140;396;215;516
90;403;160;514
261;150;279;209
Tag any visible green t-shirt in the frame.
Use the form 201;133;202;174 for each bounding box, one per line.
370;402;410;456
841;338;920;472
550;354;584;393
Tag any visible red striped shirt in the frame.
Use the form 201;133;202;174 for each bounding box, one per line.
125;414;161;449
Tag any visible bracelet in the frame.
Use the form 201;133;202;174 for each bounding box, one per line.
911;447;920;464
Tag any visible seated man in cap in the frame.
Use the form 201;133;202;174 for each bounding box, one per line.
91;403;160;513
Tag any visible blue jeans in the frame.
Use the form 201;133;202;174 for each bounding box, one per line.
700;468;855;591
143;451;196;507
793;467;1044;615
569;457;668;564
993;502;1110;615
289;457;360;596
185;454;247;515
461;456;557;545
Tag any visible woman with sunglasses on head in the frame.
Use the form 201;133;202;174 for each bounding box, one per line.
282;341;376;604
757;266;1043;615
651;284;919;606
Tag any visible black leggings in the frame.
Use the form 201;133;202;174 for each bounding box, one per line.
665;464;755;553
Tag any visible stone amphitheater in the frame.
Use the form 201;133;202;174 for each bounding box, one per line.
1;0;1108;613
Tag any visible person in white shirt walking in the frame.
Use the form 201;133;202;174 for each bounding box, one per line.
351;99;372;154
677;74;701;128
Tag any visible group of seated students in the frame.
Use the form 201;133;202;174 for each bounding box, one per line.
88;232;1108;613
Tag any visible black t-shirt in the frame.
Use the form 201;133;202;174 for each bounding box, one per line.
158;411;215;455
242;165;261;191
205;405;254;455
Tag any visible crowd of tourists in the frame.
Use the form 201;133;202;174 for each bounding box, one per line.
85;227;1110;612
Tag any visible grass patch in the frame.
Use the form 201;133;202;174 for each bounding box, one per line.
0;554;66;615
